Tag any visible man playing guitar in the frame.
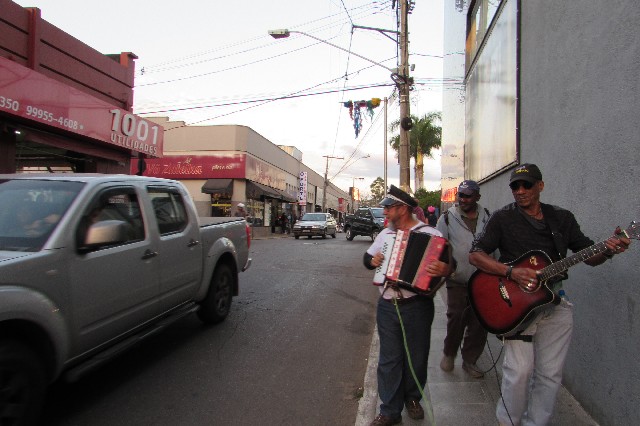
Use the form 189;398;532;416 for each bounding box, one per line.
468;164;631;426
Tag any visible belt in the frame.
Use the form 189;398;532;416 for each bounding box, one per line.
380;295;421;306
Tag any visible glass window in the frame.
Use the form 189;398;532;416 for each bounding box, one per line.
465;0;518;182
76;187;145;251
0;179;84;252
147;187;188;235
466;0;504;72
371;208;385;219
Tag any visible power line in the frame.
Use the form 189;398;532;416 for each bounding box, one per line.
138;82;393;116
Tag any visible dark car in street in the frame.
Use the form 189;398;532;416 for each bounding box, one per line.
344;207;385;241
292;213;337;239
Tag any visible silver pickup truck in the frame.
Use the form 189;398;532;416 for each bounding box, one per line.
0;174;251;425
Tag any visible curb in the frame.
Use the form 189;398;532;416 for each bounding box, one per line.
355;326;379;426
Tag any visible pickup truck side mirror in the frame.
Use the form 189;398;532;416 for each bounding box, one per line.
78;220;130;253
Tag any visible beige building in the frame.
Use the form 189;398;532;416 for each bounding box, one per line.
135;117;350;237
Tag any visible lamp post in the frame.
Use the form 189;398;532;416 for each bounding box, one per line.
352;177;364;212
322;155;344;212
269;24;412;192
268;29;394;73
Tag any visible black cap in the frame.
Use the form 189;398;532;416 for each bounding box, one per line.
458;180;480;195
510;163;543;184
379;185;418;208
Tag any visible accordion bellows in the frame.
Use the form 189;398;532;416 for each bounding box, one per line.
373;229;448;297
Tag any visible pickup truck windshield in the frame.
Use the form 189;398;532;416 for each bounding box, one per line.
0;179;84;251
371;208;384;219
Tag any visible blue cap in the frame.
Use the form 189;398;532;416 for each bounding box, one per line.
458;180;480;195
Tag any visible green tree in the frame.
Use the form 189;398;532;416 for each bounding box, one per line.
369;177;386;205
414;188;442;212
389;111;442;191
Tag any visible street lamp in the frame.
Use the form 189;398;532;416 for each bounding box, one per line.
268;29;394;72
269;26;412;192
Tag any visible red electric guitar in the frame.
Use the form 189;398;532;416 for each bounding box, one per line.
468;221;639;336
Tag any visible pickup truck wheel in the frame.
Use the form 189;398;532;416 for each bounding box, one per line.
0;340;46;426
294;235;299;239
198;264;234;324
371;229;379;241
345;228;355;241
331;232;336;238
322;233;327;239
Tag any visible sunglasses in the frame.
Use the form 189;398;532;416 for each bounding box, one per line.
509;181;535;191
458;193;473;199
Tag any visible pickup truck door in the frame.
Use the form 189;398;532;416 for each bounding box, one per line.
354;209;368;233
147;186;202;310
69;185;161;353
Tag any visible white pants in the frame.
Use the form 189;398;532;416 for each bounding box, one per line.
497;299;574;426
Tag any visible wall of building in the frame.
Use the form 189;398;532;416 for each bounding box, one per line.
443;1;640;424
0;0;155;174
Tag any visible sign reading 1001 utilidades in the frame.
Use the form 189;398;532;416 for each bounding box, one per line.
0;56;163;157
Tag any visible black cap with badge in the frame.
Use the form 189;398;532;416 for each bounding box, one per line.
379;185;418;208
510;163;543;184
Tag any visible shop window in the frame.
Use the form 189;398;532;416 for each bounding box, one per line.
246;199;265;226
210;193;231;217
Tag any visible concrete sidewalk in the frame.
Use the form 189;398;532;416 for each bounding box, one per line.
355;290;599;426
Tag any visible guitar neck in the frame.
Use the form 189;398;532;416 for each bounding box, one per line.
538;240;609;281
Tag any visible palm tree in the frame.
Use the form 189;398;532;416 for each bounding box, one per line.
389;111;442;190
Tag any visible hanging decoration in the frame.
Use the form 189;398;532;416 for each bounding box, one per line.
343;98;381;138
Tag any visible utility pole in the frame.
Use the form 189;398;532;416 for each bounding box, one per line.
398;0;411;193
384;96;388;194
322;155;343;212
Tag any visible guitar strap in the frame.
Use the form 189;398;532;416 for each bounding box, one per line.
540;203;567;261
540;203;570;284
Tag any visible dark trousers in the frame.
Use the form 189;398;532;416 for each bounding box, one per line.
376;296;434;418
443;286;487;363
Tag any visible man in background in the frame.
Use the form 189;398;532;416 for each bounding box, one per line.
436;180;490;378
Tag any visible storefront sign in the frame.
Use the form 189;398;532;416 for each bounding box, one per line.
441;187;458;203
131;154;245;179
245;156;286;190
298;172;307;205
0;56;163;157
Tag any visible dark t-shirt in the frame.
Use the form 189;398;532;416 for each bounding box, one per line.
471;202;594;264
426;213;438;227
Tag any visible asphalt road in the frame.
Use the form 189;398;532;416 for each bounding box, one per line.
43;234;380;426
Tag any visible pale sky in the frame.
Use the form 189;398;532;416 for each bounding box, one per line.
14;0;446;196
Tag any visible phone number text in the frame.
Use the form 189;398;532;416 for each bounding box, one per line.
0;95;83;131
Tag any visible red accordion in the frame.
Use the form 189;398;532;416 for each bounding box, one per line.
373;229;449;297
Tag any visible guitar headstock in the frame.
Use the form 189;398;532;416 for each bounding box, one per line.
618;221;640;240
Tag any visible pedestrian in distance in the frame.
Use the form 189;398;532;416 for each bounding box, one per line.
234;203;246;218
279;212;288;234
412;197;427;223
363;185;454;426
469;163;632;426
436;180;491;379
426;206;438;227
